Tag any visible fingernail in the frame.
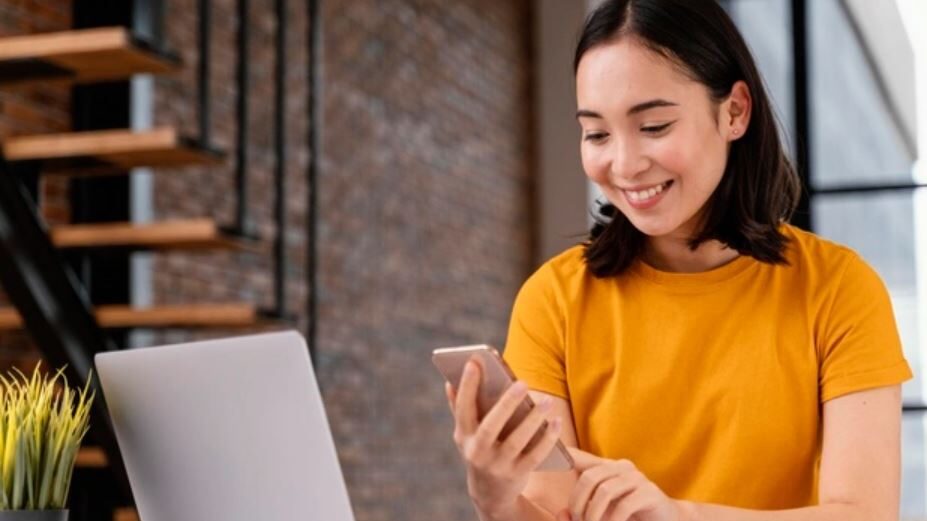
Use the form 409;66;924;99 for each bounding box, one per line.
551;417;562;430
511;381;527;394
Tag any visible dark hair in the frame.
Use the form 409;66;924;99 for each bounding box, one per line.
575;0;801;277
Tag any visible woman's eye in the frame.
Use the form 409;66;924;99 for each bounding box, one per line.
584;133;608;142
641;122;673;134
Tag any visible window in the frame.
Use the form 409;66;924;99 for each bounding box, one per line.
730;0;927;516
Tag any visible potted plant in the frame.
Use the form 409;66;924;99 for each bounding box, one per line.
0;364;93;521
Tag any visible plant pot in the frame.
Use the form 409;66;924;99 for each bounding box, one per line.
0;510;68;521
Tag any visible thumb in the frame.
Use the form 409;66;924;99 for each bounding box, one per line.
567;447;603;471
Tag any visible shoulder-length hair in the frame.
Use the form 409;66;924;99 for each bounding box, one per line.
576;0;801;277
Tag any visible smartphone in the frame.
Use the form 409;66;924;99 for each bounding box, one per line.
432;344;573;471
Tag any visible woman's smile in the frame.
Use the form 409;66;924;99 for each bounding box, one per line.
621;180;674;209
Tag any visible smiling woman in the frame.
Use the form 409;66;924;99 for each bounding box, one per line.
443;1;914;521
575;1;800;277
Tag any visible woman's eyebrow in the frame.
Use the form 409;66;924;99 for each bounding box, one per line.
575;99;679;120
627;99;678;115
576;109;604;120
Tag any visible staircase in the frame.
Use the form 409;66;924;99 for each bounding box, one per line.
0;30;273;334
0;1;298;518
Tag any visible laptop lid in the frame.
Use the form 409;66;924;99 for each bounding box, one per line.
95;330;355;521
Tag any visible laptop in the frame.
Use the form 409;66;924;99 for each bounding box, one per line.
95;330;355;521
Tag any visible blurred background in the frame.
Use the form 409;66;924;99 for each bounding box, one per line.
0;0;923;520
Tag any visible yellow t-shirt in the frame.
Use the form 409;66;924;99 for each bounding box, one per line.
502;224;912;509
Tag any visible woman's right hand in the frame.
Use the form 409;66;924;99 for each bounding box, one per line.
445;359;564;518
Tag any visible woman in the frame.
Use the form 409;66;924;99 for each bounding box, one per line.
445;1;913;521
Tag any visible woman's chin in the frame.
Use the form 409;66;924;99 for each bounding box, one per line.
610;200;692;238
626;216;681;238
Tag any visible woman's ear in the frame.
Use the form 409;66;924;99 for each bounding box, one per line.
724;80;752;141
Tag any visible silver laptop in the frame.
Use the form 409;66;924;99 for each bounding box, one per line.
95;330;355;521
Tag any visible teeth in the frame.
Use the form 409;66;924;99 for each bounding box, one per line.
626;182;668;202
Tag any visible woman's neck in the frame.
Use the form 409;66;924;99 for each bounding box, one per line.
642;233;740;273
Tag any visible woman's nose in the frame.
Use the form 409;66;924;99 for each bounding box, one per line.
608;138;650;184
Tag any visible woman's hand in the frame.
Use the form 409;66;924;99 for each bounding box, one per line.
445;359;564;518
557;448;689;521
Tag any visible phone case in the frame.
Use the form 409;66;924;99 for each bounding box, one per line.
432;345;573;471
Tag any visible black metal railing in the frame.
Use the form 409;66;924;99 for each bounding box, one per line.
812;182;927;196
234;0;254;239
198;0;212;148
790;0;812;231
199;0;291;321
0;157;133;503
306;0;320;362
274;0;288;318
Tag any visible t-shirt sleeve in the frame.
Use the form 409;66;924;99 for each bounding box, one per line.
502;263;569;400
818;253;913;402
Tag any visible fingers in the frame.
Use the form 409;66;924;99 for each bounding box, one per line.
608;487;655;521
566;447;602;471
584;476;635;521
500;395;553;456
474;379;529;446
515;415;563;473
570;465;613;519
570;459;636;521
454;360;481;434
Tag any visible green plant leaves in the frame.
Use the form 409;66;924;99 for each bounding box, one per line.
0;364;93;511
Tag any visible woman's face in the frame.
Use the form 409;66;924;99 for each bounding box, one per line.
576;38;745;239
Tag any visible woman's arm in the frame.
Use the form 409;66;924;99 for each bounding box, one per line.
682;385;902;521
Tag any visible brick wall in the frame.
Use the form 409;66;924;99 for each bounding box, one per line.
315;1;534;519
0;0;72;370
150;0;534;518
0;0;535;518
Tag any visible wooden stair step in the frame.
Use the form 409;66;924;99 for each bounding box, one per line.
49;219;254;251
0;27;178;86
0;303;263;330
114;508;139;521
76;447;108;468
3;127;222;175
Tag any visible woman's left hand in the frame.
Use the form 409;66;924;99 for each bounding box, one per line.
557;448;689;521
